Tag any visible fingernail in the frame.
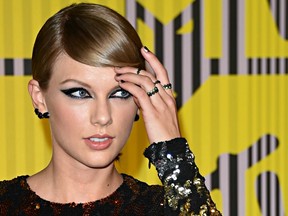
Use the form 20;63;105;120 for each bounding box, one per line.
143;46;150;53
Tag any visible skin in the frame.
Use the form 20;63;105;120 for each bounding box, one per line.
27;47;181;204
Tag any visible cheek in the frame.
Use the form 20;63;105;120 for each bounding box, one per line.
48;100;88;129
112;102;137;128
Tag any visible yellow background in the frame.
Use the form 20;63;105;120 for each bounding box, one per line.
1;0;287;215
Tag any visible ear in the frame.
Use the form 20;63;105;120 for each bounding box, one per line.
28;79;47;112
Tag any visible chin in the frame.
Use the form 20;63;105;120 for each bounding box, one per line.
83;155;119;169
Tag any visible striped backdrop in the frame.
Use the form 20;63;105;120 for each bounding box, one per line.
1;0;287;215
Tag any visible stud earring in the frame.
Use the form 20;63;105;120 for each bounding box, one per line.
134;114;139;121
34;108;50;119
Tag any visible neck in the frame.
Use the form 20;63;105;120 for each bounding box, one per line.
28;157;123;204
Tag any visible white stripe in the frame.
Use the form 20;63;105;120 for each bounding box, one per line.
280;0;286;39
237;0;247;74
200;1;210;84
14;59;24;76
0;59;4;75
182;5;192;103
220;154;230;215
261;172;267;216
125;0;137;28
271;172;276;216
163;22;174;87
237;149;248;216
220;0;229;75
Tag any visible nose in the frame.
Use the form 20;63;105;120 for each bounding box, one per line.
90;99;112;126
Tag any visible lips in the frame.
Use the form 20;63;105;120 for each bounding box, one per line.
84;134;114;150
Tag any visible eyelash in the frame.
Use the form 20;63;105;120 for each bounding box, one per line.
61;88;91;99
60;88;131;100
110;88;132;100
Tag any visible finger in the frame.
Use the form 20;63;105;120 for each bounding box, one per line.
140;47;174;96
140;47;170;84
115;66;173;97
118;80;161;112
115;67;156;81
115;73;165;107
115;67;175;106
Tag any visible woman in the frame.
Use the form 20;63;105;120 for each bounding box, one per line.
0;3;221;215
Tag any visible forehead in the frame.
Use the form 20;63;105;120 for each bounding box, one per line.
50;53;116;86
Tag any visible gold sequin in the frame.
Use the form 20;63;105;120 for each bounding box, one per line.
35;203;40;209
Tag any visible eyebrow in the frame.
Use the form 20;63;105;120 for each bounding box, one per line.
60;79;92;89
60;78;121;91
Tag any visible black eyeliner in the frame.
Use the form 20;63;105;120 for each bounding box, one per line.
60;87;91;99
110;88;131;99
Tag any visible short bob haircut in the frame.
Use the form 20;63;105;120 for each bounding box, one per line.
32;3;145;90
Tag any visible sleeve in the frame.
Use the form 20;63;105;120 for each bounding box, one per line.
144;137;222;216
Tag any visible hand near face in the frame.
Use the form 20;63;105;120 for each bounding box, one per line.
115;47;181;144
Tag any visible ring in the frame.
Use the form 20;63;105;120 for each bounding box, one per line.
147;86;159;97
153;80;161;85
136;68;142;75
162;83;172;90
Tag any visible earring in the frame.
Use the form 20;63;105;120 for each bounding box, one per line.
134;114;139;121
34;108;50;119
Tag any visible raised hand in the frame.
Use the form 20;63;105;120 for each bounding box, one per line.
115;46;181;144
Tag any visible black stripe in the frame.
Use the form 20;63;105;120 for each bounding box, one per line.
5;59;13;75
248;141;253;167
229;0;237;74
174;14;182;108
248;59;253;75
257;173;262;213
257;138;262;162
192;0;201;93
267;134;271;153
155;20;164;65
276;172;280;216
136;2;144;21
24;59;32;75
267;58;270;74
276;0;280;34
211;157;220;190
229;154;238;215
211;59;219;75
266;172;271;215
256;139;262;213
276;59;279;74
257;59;262;75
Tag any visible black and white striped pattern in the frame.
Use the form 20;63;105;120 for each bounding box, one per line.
256;171;285;216
205;134;282;215
1;0;287;106
125;0;288;107
0;59;31;76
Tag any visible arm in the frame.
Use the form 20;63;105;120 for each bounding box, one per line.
115;47;221;215
144;138;221;215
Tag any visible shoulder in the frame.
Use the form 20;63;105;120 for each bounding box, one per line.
0;176;29;206
0;176;28;195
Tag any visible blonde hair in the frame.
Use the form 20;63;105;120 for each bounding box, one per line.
32;3;144;90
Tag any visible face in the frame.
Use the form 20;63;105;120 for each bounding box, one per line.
41;53;138;169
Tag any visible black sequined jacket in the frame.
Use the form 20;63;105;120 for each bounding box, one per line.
0;138;221;215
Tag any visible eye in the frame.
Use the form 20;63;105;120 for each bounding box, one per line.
110;88;131;99
61;88;92;99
